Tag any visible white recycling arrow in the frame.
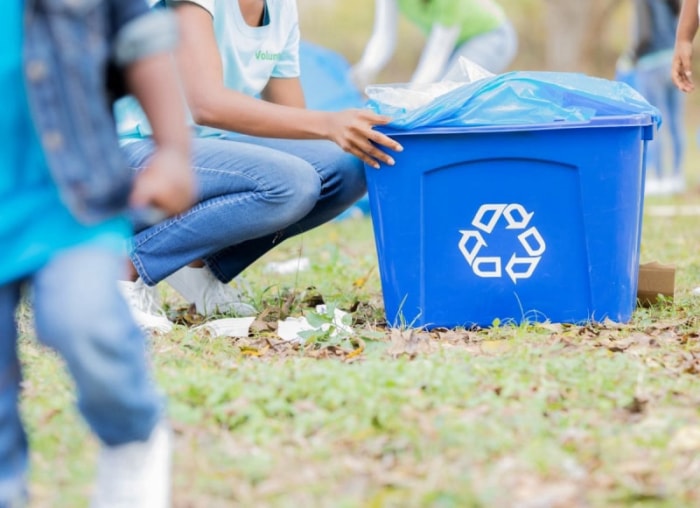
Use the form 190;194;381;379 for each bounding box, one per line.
505;254;541;284
458;230;487;266
518;227;546;256
459;203;546;283
473;257;502;278
471;204;507;233
503;204;534;230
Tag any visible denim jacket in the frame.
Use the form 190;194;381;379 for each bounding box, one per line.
23;0;178;223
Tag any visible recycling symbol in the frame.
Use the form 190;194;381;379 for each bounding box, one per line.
458;204;546;284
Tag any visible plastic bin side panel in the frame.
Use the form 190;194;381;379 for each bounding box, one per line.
574;126;647;322
364;154;425;326
421;154;590;328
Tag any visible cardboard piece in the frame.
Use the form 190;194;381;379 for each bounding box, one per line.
637;262;675;306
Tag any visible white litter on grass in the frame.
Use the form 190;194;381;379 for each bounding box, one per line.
276;305;353;343
194;317;256;338
191;305;353;343
645;205;700;217
264;257;310;275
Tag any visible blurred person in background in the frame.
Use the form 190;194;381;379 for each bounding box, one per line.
351;0;518;88
672;0;700;296
629;0;684;196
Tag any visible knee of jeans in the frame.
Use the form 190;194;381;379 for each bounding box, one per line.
75;350;150;408
323;151;367;204
35;287;146;384
275;162;322;218
54;316;157;426
76;360;161;446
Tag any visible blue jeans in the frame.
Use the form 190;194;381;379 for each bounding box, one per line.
636;59;685;179
124;135;366;285
0;245;162;504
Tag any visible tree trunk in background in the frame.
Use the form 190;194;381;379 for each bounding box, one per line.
543;0;592;71
543;0;625;72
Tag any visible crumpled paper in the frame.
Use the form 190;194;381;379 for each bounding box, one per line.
192;305;352;343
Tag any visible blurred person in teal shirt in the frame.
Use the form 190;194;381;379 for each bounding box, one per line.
0;0;193;505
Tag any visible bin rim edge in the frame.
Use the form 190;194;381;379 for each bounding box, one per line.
378;113;655;136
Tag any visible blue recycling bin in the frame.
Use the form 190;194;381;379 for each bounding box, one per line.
364;114;654;328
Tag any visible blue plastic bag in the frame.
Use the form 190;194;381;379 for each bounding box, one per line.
299;41;364;111
366;71;661;130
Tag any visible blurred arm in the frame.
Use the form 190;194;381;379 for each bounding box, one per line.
351;0;399;87
410;23;460;84
125;51;195;215
261;77;306;108
672;0;699;92
676;0;699;45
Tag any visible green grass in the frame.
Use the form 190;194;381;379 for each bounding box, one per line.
15;3;700;506
18;165;700;506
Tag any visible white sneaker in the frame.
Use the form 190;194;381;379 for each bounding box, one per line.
645;175;664;196
92;421;172;508
165;266;257;317
692;287;700;296
668;174;686;194
117;279;174;334
0;478;28;508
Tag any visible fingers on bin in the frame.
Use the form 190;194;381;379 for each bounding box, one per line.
370;147;395;167
371;130;403;153
355;149;381;169
355;141;394;169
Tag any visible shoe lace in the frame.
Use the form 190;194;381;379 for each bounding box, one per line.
208;278;244;304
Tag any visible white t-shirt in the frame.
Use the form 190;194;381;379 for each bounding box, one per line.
115;0;301;139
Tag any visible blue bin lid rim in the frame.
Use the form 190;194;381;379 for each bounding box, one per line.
378;113;655;136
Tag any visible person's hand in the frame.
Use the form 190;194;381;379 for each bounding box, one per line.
672;41;695;92
325;109;403;169
130;146;196;220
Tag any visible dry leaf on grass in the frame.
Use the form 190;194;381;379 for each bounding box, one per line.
386;328;439;358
